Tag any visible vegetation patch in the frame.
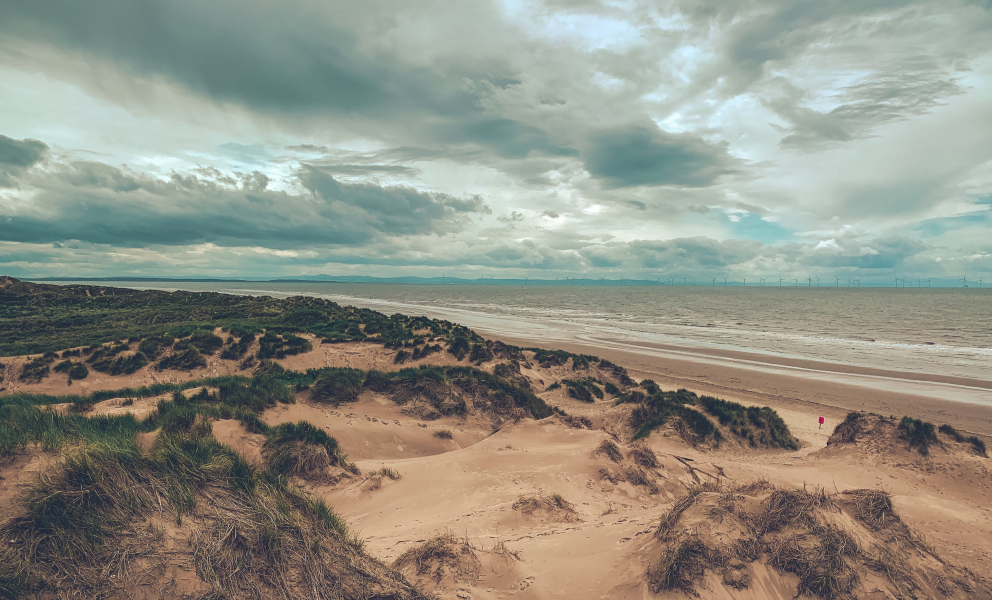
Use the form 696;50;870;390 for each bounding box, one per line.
310;368;365;405
433;429;453;440
53;359;89;381
19;352;58;383
897;417;939;456
645;481;980;599
562;378;604;402
258;331;312;359
511;493;581;523
829;412;865;445
647;533;710;594
938;424;988;457
0;428;423;599
699;396;799;450
626;388;724;445
156;346;207;371
264;421;356;480
595;439;624;463
392;532;482;586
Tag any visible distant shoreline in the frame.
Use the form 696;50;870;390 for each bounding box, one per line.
21;276;992;289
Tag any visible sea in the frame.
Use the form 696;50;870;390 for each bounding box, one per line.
67;282;991;386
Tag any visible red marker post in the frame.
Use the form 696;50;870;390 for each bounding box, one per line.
818;416;825;429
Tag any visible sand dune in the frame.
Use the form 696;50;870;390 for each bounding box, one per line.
4;334;991;598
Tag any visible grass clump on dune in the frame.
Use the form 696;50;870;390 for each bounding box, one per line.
595;439;624;463
626;388;723;445
646;533;710;594
562;378;604;402
433;429;453;440
264;421;357;480
938;423;988;457
897;417;939;456
18;353;57;383
0;424;423;599
156;346;207;371
699;396;799;450
310;367;365;404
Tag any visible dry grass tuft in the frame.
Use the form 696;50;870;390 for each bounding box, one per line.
432;429;453;439
644;479;989;600
392;532;480;584
0;436;425;599
512;493;581;523
656;487;703;540
768;526;861;600
756;486;832;534
365;467;402;491
845;489;897;530
828;412;865;445
626;445;659;468
646;533;710;594
594;439;624;463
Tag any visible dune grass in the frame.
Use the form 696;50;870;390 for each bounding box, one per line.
699;396;799;450
0;422;406;599
897;417;939;456
264;421;356;479
938;423;987;457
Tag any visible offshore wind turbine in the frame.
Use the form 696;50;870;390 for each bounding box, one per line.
794;277;800;287
835;276;841;287
778;275;784;287
759;277;766;286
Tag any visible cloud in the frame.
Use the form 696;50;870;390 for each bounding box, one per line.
584;125;737;188
0;134;48;187
769;58;964;150
0;151;489;248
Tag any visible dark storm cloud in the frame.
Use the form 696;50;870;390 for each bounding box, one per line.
584;126;737;188
0;0;574;161
0;155;488;247
0;134;48;187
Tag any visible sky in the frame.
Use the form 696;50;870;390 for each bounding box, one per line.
1;0;991;283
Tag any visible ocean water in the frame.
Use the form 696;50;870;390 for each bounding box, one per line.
88;282;992;383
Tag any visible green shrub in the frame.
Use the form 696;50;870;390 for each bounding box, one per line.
19;354;56;382
188;329;224;355
310;368;365;404
156;347;207;371
469;343;494;364
898;417;939;456
257;332;312;359
68;363;89;380
447;336;470;360
265;421;353;477
699;396;799;450
937;423;985;456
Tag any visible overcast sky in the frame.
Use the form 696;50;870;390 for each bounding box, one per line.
1;0;990;281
